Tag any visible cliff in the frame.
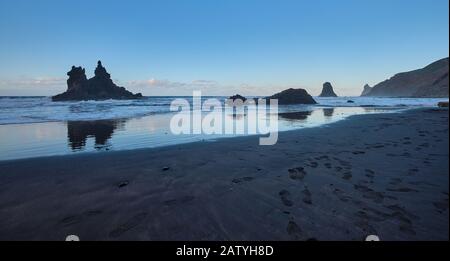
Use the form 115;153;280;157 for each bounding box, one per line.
360;84;372;96
362;57;449;97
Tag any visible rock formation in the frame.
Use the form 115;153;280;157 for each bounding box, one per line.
226;94;250;106
438;101;449;107
263;88;317;105
362;57;449;98
360;84;372;96
52;61;142;101
319;82;338;97
227;94;247;102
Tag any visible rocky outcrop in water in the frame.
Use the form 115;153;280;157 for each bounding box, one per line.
227;94;247;102
319;82;338;97
264;88;317;105
360;84;372;96
362;57;449;98
438;101;449;107
52;61;142;101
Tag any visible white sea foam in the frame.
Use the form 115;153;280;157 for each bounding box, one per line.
0;96;446;125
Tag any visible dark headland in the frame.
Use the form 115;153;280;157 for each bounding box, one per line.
362;57;449;98
52;61;142;101
360;84;372;96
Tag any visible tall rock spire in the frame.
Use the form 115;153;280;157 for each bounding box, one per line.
319;82;338;97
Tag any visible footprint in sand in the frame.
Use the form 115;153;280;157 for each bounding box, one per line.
84;210;103;217
279;190;293;207
333;157;352;170
117;181;129;188
354;184;384;203
232;176;254;184
387;187;419;193
365;169;375;179
406;168;419;176
109;212;148;238
307;161;318;168
355;203;417;237
288;167;307;181
315;155;329;160
286;220;302;239
302;187;312;205
389;178;402;186
164;196;195;206
342;172;352;180
433;200;449;214
60;215;82;227
333;188;352;202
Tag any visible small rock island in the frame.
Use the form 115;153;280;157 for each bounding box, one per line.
52;61;142;101
265;88;317;105
228;94;247;102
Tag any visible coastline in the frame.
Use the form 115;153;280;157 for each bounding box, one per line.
0;107;448;240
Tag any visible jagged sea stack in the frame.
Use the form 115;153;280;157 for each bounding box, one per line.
52;61;142;101
319;82;338;97
360;84;372;96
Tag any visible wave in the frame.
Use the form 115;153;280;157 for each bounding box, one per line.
0;96;446;125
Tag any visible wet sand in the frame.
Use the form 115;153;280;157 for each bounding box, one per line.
0;108;448;240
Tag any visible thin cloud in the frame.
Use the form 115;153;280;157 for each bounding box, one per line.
0;76;66;89
127;78;219;89
125;78;293;96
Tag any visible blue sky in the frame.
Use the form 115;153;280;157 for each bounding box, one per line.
0;0;448;96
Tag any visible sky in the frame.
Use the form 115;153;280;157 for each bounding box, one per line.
0;0;448;96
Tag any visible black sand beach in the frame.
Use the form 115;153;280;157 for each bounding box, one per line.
0;108;448;241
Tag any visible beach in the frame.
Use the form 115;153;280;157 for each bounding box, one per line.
0;107;448;241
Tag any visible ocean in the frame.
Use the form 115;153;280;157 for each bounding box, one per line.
0;96;446;161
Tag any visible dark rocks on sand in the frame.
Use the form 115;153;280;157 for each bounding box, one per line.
118;181;129;188
263;88;317;105
437;101;449;107
52;61;143;101
319;82;338;97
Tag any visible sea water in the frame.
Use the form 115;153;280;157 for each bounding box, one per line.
0;96;446;161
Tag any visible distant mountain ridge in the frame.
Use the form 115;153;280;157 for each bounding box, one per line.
362;57;449;98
